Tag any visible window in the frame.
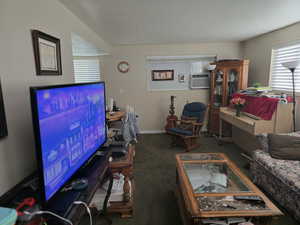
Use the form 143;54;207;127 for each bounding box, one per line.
73;59;101;83
270;42;300;92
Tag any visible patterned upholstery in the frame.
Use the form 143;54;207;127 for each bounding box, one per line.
182;102;206;123
252;150;300;192
251;148;300;221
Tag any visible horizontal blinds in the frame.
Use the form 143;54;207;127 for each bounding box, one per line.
271;43;300;92
74;59;101;83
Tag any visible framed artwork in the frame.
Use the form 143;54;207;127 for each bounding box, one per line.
0;80;8;138
178;74;185;83
31;30;62;75
152;70;174;81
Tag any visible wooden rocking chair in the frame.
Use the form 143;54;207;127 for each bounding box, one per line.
166;102;208;152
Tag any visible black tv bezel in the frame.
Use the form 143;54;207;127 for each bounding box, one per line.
30;81;107;206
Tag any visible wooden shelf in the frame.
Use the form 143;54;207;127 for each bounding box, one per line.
108;145;135;218
107;179;135;218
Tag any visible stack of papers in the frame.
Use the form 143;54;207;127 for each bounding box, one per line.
240;87;272;95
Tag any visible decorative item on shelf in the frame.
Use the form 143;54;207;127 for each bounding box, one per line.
281;60;300;132
207;64;216;71
31;30;62;75
165;96;178;131
230;97;246;117
117;61;130;73
169;96;176;116
152;70;174;81
178;74;185;83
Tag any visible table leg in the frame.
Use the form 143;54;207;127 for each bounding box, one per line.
219;118;222;139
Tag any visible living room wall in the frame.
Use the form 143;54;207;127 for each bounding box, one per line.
102;42;242;132
243;22;300;129
243;22;300;85
0;0;110;195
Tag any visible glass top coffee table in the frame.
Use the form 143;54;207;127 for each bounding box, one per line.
175;153;283;224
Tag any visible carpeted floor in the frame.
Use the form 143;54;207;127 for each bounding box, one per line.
83;134;299;225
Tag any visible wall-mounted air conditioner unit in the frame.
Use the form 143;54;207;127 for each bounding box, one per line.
190;73;210;89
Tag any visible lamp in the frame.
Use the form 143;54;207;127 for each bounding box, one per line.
281;60;300;132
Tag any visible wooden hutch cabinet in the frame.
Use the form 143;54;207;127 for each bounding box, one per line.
208;60;249;135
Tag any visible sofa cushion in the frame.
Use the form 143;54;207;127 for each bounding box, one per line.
268;134;300;160
253;150;300;193
256;131;300;153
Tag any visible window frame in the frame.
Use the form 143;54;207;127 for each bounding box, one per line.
73;56;101;83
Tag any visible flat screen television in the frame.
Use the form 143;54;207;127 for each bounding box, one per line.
30;82;107;203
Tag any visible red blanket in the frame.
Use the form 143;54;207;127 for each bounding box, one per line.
232;93;279;120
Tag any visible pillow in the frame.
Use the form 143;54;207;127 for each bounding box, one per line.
268;134;300;160
256;131;300;153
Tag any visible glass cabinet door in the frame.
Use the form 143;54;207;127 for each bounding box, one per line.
226;68;239;104
212;69;224;107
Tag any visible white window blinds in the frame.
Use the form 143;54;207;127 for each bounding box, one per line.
74;59;101;83
270;42;300;92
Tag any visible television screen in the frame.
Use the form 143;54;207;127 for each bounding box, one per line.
31;82;106;202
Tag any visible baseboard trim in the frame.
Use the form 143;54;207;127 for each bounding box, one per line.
140;130;166;134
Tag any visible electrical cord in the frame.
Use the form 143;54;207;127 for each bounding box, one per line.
73;201;93;225
23;201;93;225
24;210;73;225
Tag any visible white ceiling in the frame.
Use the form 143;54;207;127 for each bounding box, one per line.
60;0;300;45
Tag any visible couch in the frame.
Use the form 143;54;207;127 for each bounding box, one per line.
251;132;300;222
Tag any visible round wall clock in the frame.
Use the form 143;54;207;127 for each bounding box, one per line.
117;61;130;73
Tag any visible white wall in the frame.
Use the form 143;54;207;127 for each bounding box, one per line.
242;22;300;86
243;22;300;129
0;0;110;195
103;43;242;132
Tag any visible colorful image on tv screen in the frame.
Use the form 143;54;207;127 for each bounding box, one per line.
35;83;106;200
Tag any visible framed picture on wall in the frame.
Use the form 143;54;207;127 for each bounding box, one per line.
152;70;174;81
0;79;8;138
31;30;62;75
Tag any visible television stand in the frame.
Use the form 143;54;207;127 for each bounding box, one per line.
0;152;110;225
61;153;111;225
47;190;81;217
98;169;114;225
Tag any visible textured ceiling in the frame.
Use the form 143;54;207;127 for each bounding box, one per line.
60;0;300;45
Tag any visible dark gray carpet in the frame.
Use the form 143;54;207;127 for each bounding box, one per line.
82;134;299;225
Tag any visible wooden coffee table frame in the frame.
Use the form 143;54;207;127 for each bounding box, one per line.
175;153;283;222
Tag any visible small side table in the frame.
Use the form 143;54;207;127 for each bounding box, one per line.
108;145;135;218
165;115;178;131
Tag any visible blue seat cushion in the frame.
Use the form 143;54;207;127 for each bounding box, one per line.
182;102;206;123
167;127;193;136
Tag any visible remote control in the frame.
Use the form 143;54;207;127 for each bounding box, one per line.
234;195;263;202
